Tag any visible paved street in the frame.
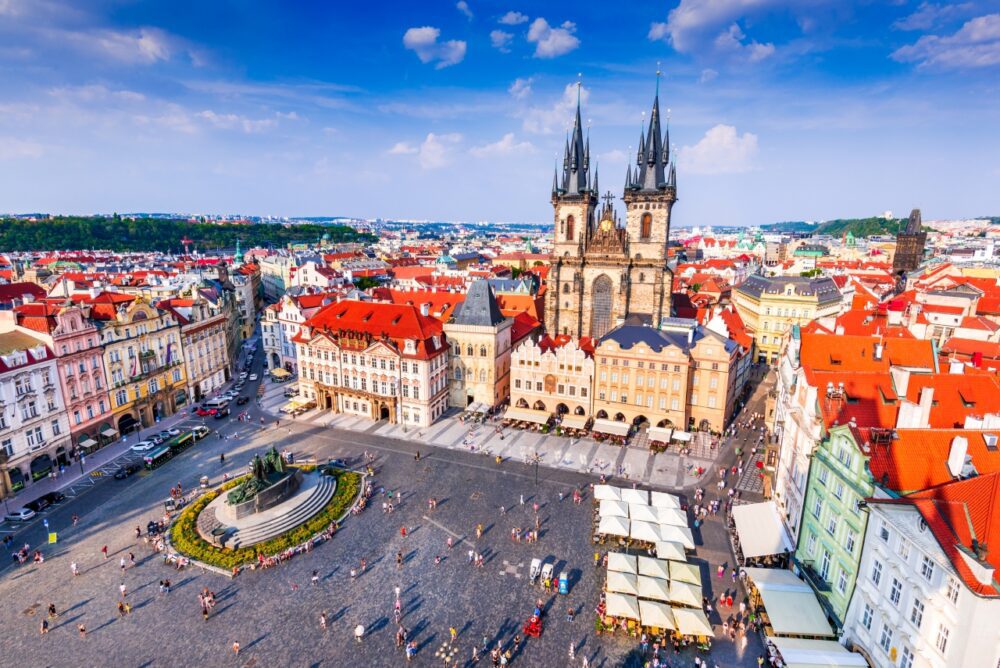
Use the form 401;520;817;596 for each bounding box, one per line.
0;348;775;667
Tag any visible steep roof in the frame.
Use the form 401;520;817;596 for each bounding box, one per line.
451;280;505;327
798;333;935;372
865;429;1000;494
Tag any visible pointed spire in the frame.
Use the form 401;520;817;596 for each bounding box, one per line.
624;163;633;189
561;75;590;196
552;163;560;195
584;134;590;173
635;68;668;191
593;165;599;197
662;107;671;164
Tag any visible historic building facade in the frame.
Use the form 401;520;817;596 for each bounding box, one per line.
892;208;927;276
444;280;512;410
294;300;450;428
544;89;677;340
510;335;595;417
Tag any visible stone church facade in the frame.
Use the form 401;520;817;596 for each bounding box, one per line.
544;89;677;340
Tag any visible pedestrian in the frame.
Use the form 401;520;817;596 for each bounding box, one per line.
569;642;575;659
395;585;401;600
450;626;458;642
101;545;108;560
396;551;403;569
120;556;126;572
354;624;365;643
117;601;126;617
40;619;49;635
567;607;575;622
71;561;79;576
447;537;453;550
468;549;474;564
400;526;407;538
72;514;79;526
500;505;505;515
232;641;240;656
119;582;127;597
472;646;479;662
311;570;320;585
519;494;524;506
129;552;136;568
77;624;86;638
406;640;417;660
320;611;328;630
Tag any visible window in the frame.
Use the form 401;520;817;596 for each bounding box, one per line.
920;556;935;582
946;577;960;604
833;481;844;500
116;389;127;405
51;420;60;435
861;604;873;631
806;531;817;555
871;560;883;586
812;497;823;519
670;397;679;410
900;647;914;668
26;426;43;447
909;598;924;629
889;578;902;606
935;624;949;654
878;624;893;652
826;516;838;536
817;466;828;486
836;568;848;594
897;537;911;561
845;530;856;554
1;439;11;458
820;551;831;580
879;520;890;542
73;410;81;425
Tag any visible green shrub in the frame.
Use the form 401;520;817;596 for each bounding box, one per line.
169;470;362;570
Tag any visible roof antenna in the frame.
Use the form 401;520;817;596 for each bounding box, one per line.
656;61;662;97
576;73;582;105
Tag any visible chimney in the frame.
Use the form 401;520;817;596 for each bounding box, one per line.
919;386;934;426
947;436;968;478
949;360;965;375
420;303;430;317
874;343;883;361
890;367;910;397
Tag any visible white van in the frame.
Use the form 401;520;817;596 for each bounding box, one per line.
202;397;230;411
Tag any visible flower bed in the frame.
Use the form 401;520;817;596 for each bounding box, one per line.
168;467;361;570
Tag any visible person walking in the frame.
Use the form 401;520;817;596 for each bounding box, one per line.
101;545;108;560
71;561;79;576
450;626;458;643
232;641;240;656
119;582;127;597
77;624;86;638
354;624;365;643
320;611;328;630
396;551;403;569
40;619;49;635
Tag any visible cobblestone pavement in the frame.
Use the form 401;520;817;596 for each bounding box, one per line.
0;365;775;667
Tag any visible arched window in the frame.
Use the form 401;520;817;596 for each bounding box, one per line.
454;367;462;380
479;369;487;382
640;212;652;239
562;283;570;294
566;215;575;242
479;346;487;357
466;344;473;356
590;275;614;338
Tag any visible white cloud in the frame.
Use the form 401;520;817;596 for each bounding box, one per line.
679;124;759;174
402;26;467;69
491;29;513;52
508;77;533;99
388;142;418;155
648;22;669;41
699;68;718;83
418;132;462;169
0;137;43;160
470;133;534;157
892;13;1000;69
49;84;145;102
893;2;976;31
526;17;580;58
713;23;775;61
456;1;473;20
499;11;529;25
93;26;174;64
519;82;589;135
196;110;277;133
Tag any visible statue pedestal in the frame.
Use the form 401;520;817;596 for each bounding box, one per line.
220;468;303;522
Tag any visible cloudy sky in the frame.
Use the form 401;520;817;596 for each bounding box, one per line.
0;0;997;225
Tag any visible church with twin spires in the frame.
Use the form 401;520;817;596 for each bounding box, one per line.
543;86;678;340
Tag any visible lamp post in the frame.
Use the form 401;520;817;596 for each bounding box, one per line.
531;451;541;486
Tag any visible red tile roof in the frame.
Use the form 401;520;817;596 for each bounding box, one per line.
798;332;935;372
0;282;46;305
295;299;446;360
865;429;1000;494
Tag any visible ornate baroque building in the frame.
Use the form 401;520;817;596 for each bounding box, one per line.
544;87;677;340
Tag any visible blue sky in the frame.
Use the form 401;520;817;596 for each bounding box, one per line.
0;1;997;226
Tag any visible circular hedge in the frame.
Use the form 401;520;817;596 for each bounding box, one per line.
168;468;361;570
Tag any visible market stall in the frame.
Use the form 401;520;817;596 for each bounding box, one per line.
630;520;664;544
668;580;703;607
767;637;869;668
732;502;795;564
605;592;641;621
592;418;631;444
606;570;639;596
654;541;687;561
559;414;590;430
671;607;713;637
637;555;670;580
594;484;621;501
744;567;836;639
629;503;660;523
647;426;673;451
655;506;689;528
600;499;630;519
668;560;703;587
597;516;630;539
650;490;682;509
639;600;675;633
620;487;650;505
607;552;638;574
636;575;671;602
502;407;552;426
658;523;695;550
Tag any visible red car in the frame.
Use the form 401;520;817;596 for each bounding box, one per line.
195;407;217;417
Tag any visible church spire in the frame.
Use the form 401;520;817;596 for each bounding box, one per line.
560;77;590;196
635;67;668;191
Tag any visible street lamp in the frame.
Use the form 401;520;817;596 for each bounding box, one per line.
531;451;541;486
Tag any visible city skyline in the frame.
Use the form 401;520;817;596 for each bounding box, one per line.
0;1;997;225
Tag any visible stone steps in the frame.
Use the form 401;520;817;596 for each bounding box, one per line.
229;474;336;549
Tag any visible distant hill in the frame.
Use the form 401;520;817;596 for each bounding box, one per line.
764;217;905;237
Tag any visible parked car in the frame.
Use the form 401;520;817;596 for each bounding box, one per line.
195;407;216;417
4;508;36;522
130;440;157;453
164;427;181;436
38;491;66;506
192;426;210;440
24;497;51;513
236;395;250;405
239;372;248;380
149;434;165;445
157;430;173;441
214;406;231;418
249;373;259;381
113;462;141;479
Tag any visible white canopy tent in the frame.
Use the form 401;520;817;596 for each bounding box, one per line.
732;502;795;559
605;592;641;620
639;600;675;630
620;488;649;505
647;426;673;443
745;568;835;638
502;407;551;425
671;430;692;442
592;418;630;437
669;560;703;586
650;491;681;509
655;541;687;561
593;484;621;501
658;523;695;550
655;507;689;527
768;638;869;668
629;503;660;523
598;516;630;538
668;580;703;607
600;499;630;518
560;414;589;430
606;570;639;595
636;575;671;602
607;552;638;575
629;520;663;543
672;607;713;636
637;555;670;580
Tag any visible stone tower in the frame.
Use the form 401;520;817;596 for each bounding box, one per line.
892;208;926;276
544;84;677;339
444;280;512;409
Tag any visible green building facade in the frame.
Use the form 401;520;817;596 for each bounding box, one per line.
793;424;875;630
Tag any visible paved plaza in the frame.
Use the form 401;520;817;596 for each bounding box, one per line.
0;356;775;667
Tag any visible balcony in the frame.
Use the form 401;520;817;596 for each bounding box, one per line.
799;560;832;593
